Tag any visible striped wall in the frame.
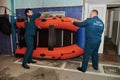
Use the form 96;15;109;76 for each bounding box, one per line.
16;6;83;20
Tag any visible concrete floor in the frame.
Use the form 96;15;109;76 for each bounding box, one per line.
0;54;120;80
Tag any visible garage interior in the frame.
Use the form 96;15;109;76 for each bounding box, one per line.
0;0;120;80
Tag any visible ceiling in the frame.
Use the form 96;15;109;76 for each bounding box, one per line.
107;4;120;9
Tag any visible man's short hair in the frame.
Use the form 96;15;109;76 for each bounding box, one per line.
92;9;98;15
25;8;32;16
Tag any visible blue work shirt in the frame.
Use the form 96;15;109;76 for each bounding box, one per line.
25;13;41;37
73;16;104;40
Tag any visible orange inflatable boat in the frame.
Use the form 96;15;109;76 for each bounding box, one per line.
15;16;85;59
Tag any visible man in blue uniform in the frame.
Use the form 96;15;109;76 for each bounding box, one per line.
72;10;104;72
22;8;41;69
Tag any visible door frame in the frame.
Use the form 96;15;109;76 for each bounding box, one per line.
84;3;107;54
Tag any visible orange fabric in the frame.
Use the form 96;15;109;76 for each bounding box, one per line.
16;22;25;28
15;44;84;59
16;17;81;31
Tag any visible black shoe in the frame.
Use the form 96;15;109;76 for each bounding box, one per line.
93;67;98;70
22;64;30;69
28;60;37;64
77;67;86;72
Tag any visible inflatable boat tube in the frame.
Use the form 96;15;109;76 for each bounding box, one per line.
15;16;85;59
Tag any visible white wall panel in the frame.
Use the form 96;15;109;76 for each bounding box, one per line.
15;0;83;9
15;0;43;9
44;0;83;7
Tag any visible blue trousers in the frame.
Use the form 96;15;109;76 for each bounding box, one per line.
22;35;34;64
81;39;101;71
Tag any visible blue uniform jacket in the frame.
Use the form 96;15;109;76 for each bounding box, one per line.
25;13;41;37
73;16;104;40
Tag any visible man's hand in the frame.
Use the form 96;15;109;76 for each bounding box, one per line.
71;20;74;24
71;20;83;23
39;16;44;19
37;26;42;29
